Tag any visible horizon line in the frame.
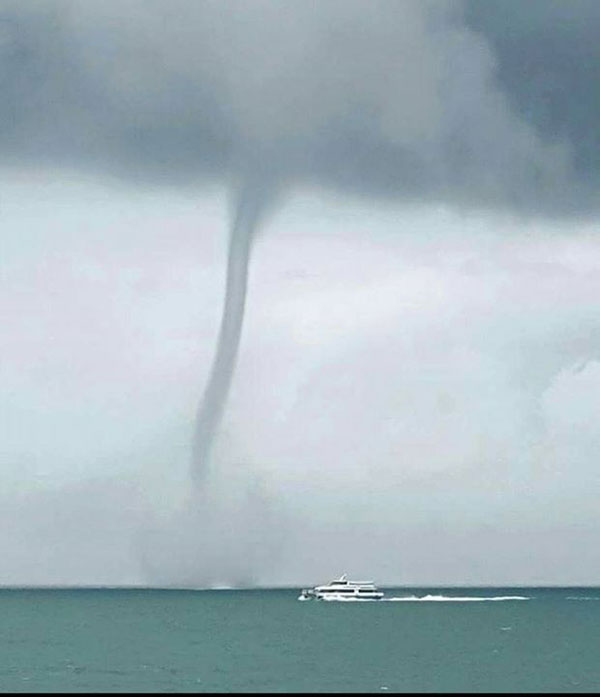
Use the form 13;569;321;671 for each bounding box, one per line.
1;583;598;591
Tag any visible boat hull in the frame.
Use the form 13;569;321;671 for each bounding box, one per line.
298;592;384;601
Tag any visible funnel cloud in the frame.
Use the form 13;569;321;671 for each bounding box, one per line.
192;177;274;481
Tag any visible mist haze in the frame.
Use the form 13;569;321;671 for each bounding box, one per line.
2;0;600;586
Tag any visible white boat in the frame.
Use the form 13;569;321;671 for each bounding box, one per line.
298;574;384;601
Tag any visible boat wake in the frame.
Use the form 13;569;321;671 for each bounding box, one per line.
297;594;529;602
384;594;530;602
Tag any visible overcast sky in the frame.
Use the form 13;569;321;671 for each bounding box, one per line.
2;0;600;587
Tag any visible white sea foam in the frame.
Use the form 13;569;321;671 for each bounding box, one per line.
384;594;529;602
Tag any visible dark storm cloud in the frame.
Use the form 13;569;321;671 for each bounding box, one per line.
465;0;600;183
0;1;228;180
1;0;597;216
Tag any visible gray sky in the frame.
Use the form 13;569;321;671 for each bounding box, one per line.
2;0;600;587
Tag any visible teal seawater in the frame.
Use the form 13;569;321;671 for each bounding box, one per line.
1;587;599;693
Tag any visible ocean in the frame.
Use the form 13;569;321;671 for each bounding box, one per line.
1;587;599;692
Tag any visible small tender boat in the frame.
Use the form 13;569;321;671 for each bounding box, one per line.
299;574;384;601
